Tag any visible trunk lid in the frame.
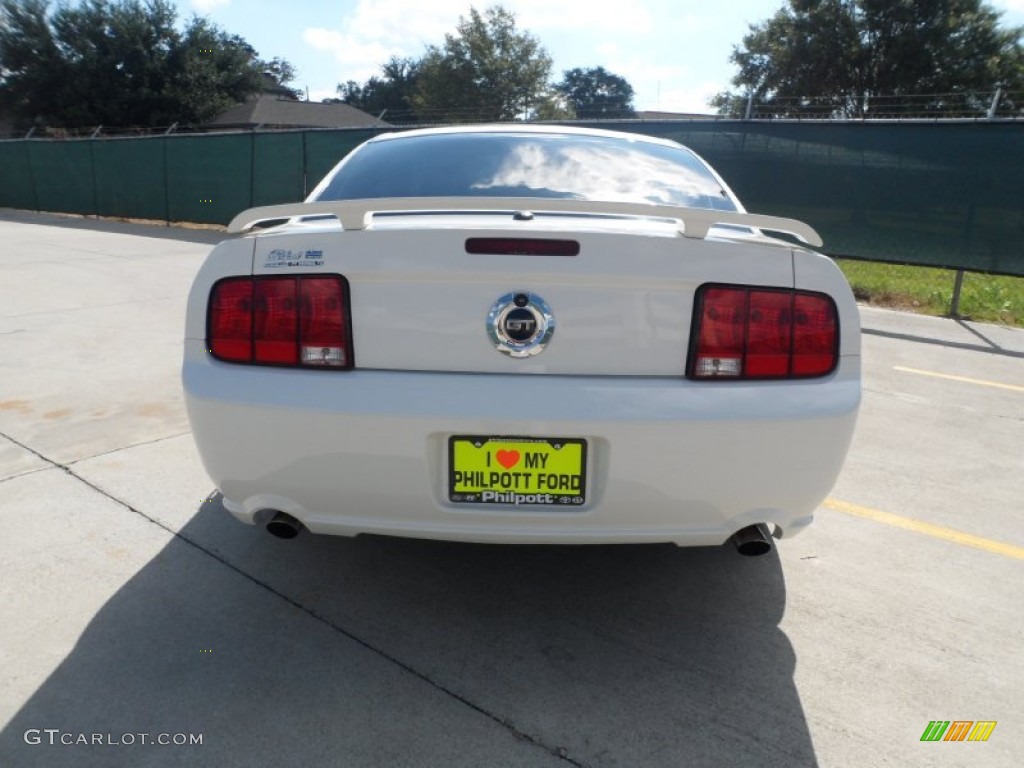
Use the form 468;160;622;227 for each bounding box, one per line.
249;214;795;376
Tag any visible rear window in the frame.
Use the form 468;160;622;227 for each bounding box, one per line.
313;132;738;212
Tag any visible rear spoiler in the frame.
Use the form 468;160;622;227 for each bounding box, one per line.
226;197;823;247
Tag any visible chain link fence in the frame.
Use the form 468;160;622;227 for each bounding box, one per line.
734;89;1024;121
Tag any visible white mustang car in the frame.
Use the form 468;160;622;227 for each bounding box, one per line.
183;125;860;555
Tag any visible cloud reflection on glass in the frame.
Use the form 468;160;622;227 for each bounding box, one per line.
471;140;734;210
316;131;738;212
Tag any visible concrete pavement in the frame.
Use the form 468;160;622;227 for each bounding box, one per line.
1;209;1021;767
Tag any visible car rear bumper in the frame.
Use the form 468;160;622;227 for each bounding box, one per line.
182;341;860;546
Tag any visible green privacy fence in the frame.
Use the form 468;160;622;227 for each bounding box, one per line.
615;120;1024;277
1;121;1022;276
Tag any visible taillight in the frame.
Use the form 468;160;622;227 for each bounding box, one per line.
299;277;348;366
208;279;252;363
208;275;352;368
792;293;838;376
689;285;838;380
254;279;299;364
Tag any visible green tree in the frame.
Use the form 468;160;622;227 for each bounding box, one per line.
335;56;421;122
555;66;636;119
0;0;69;124
714;0;1024;118
412;5;554;122
164;16;265;125
0;0;296;129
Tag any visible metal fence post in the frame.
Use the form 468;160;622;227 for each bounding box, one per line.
987;87;1003;120
302;130;308;198
249;132;256;209
25;139;40;213
88;138;100;218
950;270;966;318
163;136;171;226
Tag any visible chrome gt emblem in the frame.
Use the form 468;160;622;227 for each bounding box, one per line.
487;292;555;357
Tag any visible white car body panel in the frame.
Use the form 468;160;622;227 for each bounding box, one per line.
183;347;859;545
240;224;794;376
182;125;861;548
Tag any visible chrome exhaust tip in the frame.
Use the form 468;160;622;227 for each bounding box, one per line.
731;523;773;556
266;511;303;539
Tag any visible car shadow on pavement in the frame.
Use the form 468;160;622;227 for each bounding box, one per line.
1;495;817;768
861;326;1024;359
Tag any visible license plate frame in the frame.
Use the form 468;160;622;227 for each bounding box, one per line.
448;436;587;507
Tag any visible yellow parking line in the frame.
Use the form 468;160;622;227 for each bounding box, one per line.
824;498;1024;561
893;365;1024;393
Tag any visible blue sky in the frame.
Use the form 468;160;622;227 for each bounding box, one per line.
176;0;1024;114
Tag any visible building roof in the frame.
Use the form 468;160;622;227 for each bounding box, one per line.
208;95;387;130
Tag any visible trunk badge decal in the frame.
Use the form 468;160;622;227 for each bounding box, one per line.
487;292;555;358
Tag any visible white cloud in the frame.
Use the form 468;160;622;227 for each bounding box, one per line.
304;28;346;51
303;0;469;82
511;0;655;36
585;47;720;114
190;0;230;12
647;81;723;115
302;0;679;85
307;87;339;103
301;1;724;112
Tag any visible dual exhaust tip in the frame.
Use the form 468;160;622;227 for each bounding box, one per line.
266;511;773;556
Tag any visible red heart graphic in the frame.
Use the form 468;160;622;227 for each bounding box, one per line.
496;450;520;469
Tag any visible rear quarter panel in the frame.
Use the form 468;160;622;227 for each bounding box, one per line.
184;238;254;341
792;248;862;358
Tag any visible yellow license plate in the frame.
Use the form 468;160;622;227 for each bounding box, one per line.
448;436;587;506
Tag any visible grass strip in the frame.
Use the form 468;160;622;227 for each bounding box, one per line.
834;259;1024;327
